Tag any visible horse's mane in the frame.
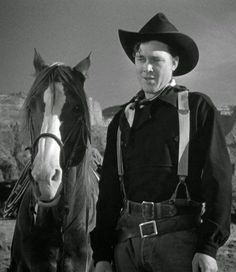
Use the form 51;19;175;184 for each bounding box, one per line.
21;65;91;145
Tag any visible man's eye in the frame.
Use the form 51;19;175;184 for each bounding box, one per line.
135;56;145;62
153;58;164;63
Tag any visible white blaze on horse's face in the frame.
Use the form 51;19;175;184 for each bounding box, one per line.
31;82;66;204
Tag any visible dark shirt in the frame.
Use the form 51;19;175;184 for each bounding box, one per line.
90;85;232;263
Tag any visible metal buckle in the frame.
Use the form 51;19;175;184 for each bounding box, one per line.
139;220;158;238
141;201;155;219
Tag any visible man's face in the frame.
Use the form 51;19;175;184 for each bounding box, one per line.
135;40;179;98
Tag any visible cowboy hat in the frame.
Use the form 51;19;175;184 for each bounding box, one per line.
118;12;199;76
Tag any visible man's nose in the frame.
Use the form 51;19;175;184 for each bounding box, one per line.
145;63;153;72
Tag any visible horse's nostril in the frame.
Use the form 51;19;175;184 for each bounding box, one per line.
51;169;61;182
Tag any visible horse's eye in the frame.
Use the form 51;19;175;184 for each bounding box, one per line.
73;105;80;113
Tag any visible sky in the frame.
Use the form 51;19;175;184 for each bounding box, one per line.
0;0;236;109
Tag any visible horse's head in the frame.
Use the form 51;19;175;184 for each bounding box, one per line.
24;50;91;206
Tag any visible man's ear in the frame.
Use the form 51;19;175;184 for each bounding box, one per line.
172;56;179;72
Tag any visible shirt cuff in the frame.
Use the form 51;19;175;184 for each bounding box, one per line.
196;242;218;259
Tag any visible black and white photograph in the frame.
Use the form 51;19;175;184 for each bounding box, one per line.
0;1;236;271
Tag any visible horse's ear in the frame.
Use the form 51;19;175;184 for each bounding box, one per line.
73;52;91;78
33;49;46;74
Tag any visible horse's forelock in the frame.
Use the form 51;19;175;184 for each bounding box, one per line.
57;66;91;140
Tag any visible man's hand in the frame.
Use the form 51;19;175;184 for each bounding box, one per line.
95;261;113;272
192;253;218;272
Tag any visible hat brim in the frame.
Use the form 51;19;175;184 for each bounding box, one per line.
118;29;199;76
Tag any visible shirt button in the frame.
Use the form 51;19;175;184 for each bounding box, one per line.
173;136;179;142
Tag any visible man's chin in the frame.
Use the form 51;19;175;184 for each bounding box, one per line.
144;88;158;94
143;88;164;99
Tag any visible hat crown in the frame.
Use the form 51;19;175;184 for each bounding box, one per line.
140;13;178;34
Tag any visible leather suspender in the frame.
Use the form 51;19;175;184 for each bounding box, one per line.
177;90;190;178
117;89;202;207
169;90;191;203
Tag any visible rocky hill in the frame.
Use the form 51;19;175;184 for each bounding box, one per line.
0;93;26;182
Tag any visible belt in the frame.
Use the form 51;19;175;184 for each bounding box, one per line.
125;200;178;220
117;213;201;242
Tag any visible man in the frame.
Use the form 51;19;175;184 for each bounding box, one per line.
90;13;232;272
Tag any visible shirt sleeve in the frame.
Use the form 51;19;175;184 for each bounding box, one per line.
90;113;123;265
195;96;232;258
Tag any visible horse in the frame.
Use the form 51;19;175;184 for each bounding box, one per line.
8;50;99;272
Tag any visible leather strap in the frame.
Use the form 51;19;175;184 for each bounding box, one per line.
117;127;124;177
117;214;201;242
125;200;177;220
169;90;192;203
177;90;190;178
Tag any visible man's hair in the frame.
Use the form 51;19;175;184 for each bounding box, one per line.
132;41;178;58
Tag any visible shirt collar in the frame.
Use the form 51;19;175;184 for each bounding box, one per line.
132;82;187;129
121;80;188;130
138;79;178;108
146;78;176;102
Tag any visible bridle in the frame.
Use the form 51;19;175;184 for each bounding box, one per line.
31;132;65;167
29;116;86;170
27;116;86;205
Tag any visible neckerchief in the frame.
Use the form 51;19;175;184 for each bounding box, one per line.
124;79;176;127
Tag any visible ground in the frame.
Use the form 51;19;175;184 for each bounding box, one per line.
0;219;235;271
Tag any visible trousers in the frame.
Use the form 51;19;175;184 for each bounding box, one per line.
114;213;199;272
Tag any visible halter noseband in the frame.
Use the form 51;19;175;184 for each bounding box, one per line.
29;116;86;171
31;133;66;168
